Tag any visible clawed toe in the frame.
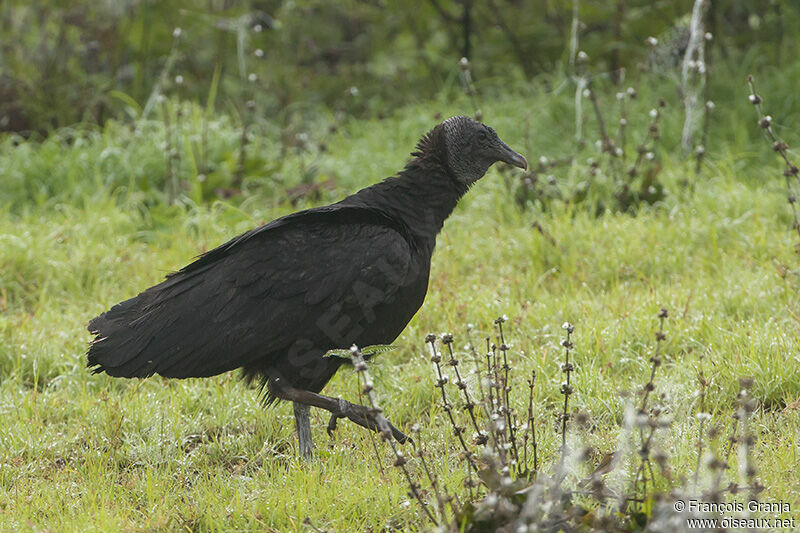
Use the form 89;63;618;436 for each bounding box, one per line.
357;405;410;444
327;400;409;444
267;379;409;446
326;413;341;437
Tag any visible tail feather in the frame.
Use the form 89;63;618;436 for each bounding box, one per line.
87;292;162;377
87;272;249;379
87;279;199;377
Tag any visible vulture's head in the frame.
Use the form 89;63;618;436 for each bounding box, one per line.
438;116;528;184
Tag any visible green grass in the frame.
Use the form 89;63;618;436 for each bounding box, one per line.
2;73;800;530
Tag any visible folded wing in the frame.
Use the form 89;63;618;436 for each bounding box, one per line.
87;207;414;379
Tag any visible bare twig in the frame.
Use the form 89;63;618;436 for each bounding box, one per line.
559;322;575;460
458;57;481;120
495;316;521;469
747;75;800;247
523;370;538;475
442;334;484;443
628;99;666;180
631;308;668;505
351;347;438;526
639;308;667;412
426;334;479;473
693;369;709;488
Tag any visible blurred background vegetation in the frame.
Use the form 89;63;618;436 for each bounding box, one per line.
1;0;796;135
2;0;800;212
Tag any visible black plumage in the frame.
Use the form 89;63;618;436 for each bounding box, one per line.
87;116;526;453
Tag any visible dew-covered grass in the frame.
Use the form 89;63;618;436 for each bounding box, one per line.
2;76;800;530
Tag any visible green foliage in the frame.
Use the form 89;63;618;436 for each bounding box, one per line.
2;76;800;528
2;1;798;134
2;2;800;529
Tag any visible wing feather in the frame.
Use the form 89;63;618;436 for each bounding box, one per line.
87;207;415;379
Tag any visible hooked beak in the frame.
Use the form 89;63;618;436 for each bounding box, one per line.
496;141;528;171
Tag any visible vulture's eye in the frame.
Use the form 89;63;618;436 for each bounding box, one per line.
478;131;489;142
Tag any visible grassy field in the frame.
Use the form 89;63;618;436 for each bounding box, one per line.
2;69;800;530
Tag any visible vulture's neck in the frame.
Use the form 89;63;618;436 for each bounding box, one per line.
343;155;469;249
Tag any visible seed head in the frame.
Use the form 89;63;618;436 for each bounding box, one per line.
773;140;788;152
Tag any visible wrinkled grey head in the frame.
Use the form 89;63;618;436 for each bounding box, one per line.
441;116;528;184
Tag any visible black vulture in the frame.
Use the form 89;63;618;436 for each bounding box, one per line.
87;116;527;458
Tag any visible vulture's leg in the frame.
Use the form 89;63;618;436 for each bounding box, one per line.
293;402;313;460
268;377;409;444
